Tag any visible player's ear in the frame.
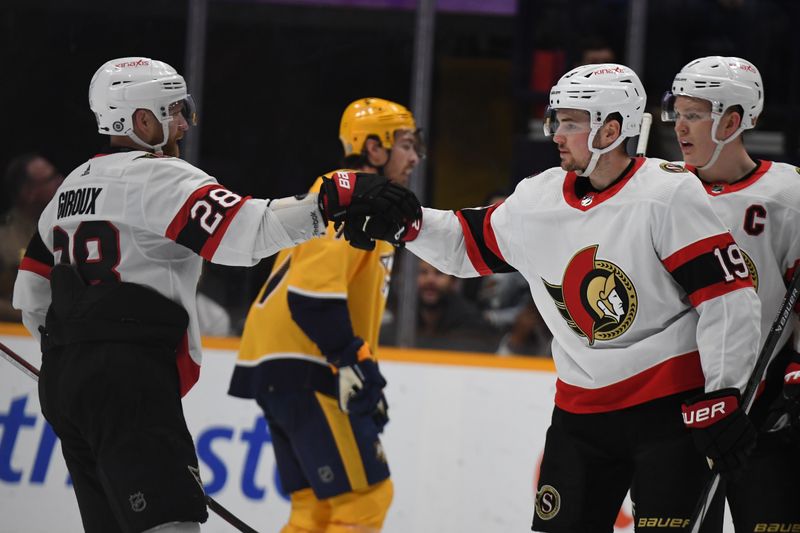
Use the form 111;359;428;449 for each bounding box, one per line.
363;137;388;168
132;109;151;132
604;118;622;142
719;109;742;140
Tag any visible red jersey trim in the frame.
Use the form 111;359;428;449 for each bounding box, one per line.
19;257;52;280
661;233;735;272
455;211;492;276
482;203;506;262
562;157;645;211
554;351;705;413
198;196;250;261
688;279;753;307
176;333;200;397
700;160;772;195
165;184;221;241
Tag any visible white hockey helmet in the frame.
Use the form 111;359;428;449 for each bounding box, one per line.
544;63;646;176
661;56;763;169
89;57;196;153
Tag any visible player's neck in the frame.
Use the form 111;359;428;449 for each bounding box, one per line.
697;143;756;184
110;136;152;153
588;150;632;190
357;164;378;174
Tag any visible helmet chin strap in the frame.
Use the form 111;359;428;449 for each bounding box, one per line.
128;121;170;155
577;129;627;177
698;119;745;170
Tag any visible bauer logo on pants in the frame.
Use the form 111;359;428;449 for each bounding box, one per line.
535;484;561;520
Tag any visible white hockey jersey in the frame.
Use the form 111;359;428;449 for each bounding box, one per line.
408;157;761;413
13;149;325;395
687;160;800;357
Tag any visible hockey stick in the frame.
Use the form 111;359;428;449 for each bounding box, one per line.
635;112;653;157
0;341;260;533
685;266;800;533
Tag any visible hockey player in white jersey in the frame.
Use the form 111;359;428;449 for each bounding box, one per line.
663;56;800;532
11;57;421;533
358;64;762;532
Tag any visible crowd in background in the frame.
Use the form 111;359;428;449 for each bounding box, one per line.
3;0;798;357
0;152;553;356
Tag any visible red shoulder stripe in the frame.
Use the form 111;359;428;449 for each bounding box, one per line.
199;197;249;260
688;279;753;307
165;184;221;241
455;210;492;276
19;257;52;280
662;233;735;272
482;203;506;263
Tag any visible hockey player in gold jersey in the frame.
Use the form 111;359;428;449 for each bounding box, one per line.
228;98;421;533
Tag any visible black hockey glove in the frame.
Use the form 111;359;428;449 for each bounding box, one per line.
682;388;757;475
784;356;800;439
318;171;422;250
763;352;800;440
329;338;389;429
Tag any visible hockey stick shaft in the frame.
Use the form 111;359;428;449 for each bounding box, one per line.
636;112;653;157
686;266;800;533
0;341;260;533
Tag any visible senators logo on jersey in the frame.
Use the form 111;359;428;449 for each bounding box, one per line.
741;249;758;291
543;245;637;345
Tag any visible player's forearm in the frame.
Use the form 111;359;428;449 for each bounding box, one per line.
210;194;326;265
695;287;761;392
406;207;481;278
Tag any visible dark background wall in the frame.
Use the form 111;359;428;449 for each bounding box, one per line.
2;0;798;323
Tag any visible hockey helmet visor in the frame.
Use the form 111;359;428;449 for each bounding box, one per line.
168;95;198;126
543;106;592;137
660;91;713;123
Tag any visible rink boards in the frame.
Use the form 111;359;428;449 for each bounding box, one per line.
0;326;733;533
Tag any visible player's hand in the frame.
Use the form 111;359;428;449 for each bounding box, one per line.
763;351;800;440
329;338;388;421
318;171;422;250
318;171;418;224
341;213;423;251
682;388;757;475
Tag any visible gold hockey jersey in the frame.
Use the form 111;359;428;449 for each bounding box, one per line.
230;174;395;397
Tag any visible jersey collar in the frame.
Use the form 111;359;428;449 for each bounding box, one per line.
689;160;772;195
563;157;645;211
92;145;149;159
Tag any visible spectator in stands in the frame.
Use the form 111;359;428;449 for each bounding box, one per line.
0;153;62;321
575;36;616;66
495;293;553;357
383;260;499;352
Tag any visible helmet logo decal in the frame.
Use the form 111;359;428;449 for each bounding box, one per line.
543;245;637;345
115;58;150;69
592;65;627;76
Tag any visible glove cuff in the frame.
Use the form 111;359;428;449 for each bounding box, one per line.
401;214;423;242
317;189;329;226
682;388;741;429
785;359;800;386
